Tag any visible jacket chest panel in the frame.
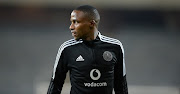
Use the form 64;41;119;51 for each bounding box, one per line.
66;44;117;72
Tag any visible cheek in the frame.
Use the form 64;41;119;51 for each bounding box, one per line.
80;24;90;31
75;23;90;34
76;25;85;32
75;24;82;30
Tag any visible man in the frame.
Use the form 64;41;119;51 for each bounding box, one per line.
47;5;128;94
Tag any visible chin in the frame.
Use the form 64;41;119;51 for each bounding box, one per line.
74;37;80;40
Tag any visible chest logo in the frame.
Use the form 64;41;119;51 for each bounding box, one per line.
90;69;101;80
76;55;84;61
103;51;113;61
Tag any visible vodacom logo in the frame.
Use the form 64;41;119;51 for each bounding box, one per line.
84;69;107;87
90;69;101;80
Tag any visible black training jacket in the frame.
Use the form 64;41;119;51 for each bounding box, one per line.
47;32;128;94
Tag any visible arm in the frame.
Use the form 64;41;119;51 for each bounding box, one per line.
47;49;68;94
114;45;128;94
122;75;128;94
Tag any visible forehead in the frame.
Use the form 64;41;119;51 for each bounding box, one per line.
70;10;87;20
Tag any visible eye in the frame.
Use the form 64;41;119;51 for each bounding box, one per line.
72;20;79;24
73;20;76;23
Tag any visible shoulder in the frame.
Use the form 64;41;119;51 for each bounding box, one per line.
100;34;123;46
59;39;82;51
55;39;82;62
99;34;124;53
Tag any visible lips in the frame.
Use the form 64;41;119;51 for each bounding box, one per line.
72;33;76;37
71;31;77;37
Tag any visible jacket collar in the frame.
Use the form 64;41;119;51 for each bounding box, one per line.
76;31;102;42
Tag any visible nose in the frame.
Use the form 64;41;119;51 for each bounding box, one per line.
69;23;75;30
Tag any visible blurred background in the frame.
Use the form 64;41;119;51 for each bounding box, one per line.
0;0;180;94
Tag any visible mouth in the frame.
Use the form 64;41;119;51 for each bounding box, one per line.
72;33;76;37
71;31;77;37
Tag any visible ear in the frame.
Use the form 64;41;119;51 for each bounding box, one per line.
90;20;96;27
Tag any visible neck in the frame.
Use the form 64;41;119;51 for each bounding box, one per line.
85;29;99;41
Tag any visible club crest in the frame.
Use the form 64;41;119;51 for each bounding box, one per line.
103;51;113;61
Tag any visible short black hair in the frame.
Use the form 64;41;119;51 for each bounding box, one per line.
74;5;100;28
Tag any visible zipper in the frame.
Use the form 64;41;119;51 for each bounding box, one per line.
92;48;96;67
91;43;97;68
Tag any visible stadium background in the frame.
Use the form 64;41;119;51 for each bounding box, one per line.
0;0;180;94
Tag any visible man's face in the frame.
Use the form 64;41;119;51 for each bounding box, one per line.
69;10;91;40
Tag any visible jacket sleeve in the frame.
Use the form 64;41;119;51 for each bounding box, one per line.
114;44;128;94
47;48;68;94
